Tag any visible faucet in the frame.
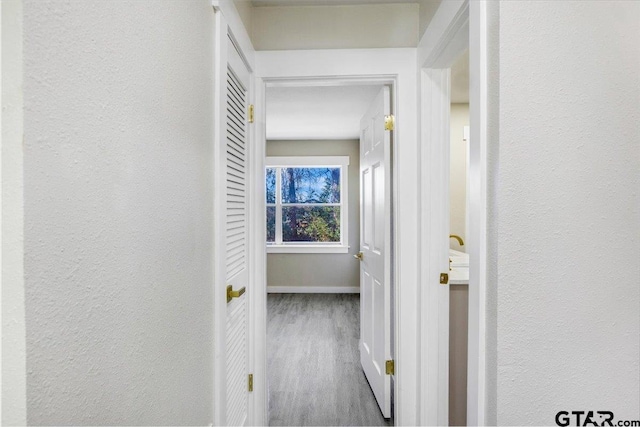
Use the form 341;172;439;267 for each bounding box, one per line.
449;234;464;246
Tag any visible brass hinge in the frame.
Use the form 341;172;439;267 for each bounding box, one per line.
440;272;449;285
248;104;254;124
385;360;394;375
384;115;395;131
248;374;253;392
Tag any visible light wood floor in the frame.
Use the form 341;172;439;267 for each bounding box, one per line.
267;293;393;427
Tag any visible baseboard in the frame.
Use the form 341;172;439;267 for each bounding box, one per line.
267;286;360;294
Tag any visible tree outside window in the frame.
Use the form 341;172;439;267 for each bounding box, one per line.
266;156;349;253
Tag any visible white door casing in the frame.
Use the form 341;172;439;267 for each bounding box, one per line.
419;2;464;425
254;49;418;426
359;86;392;418
418;1;490;425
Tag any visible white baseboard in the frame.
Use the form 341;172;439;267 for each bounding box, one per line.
267;286;360;294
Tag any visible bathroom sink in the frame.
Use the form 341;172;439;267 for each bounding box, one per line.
449;249;469;284
449;268;469;284
449;249;469;268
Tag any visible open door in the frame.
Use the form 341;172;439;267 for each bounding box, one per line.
358;86;392;418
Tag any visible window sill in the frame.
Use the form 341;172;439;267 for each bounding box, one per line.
266;245;349;254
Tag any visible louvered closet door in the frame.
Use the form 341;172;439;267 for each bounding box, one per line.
225;37;250;427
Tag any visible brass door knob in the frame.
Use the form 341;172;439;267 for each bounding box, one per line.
226;285;246;303
354;252;364;261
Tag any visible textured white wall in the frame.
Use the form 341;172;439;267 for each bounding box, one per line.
252;4;419;50
22;1;214;424
495;1;640;424
266;140;360;289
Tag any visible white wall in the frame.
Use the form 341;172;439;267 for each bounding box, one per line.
252;4;419;50
449;103;469;252
242;0;442;51
22;1;214;424
233;0;252;37
492;1;640;424
418;0;441;41
266;140;360;290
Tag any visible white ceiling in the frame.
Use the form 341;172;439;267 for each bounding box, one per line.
252;0;418;6
450;49;469;103
265;51;467;141
266;85;383;140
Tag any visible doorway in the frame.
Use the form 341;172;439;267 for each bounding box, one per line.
448;49;470;427
418;1;489;425
262;82;395;425
248;47;419;427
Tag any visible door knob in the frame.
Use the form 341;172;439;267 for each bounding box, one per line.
354;252;364;261
226;285;246;303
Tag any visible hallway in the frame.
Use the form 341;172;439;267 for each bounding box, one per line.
267;294;392;426
4;1;639;425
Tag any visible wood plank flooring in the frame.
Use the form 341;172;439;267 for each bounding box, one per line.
267;293;393;427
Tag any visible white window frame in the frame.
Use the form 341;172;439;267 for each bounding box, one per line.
266;156;349;254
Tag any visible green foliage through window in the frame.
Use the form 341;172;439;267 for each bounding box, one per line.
283;206;340;242
266;165;343;245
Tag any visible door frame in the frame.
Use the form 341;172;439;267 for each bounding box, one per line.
418;1;490;425
2;0;28;425
253;48;419;426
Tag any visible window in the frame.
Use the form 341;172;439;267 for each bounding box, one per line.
266;156;349;253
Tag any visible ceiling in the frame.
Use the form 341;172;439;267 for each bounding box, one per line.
265;51;468;141
252;0;418;6
266;85;383;140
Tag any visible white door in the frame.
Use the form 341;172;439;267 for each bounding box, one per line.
358;86;392;418
224;36;251;427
